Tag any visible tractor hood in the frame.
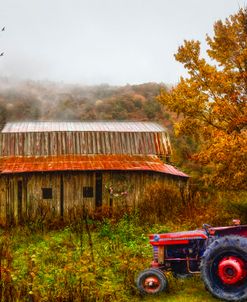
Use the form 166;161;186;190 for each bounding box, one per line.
149;230;208;246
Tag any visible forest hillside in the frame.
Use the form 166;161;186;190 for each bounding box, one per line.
0;79;170;124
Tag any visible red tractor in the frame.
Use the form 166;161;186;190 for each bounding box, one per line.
137;221;247;301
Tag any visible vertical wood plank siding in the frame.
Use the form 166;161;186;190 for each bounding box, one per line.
63;172;95;217
0;131;171;157
0;176;7;224
0;171;183;225
27;173;60;219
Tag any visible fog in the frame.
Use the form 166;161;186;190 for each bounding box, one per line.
0;0;245;85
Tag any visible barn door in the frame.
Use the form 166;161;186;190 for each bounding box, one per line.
95;172;102;207
6;177;26;224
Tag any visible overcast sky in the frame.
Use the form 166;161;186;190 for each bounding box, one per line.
0;0;245;85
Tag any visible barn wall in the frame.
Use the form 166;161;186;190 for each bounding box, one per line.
0;174;28;224
63;172;95;218
102;172;143;209
0;171;185;225
27;173;61;220
0;172;97;224
102;171;184;210
0;176;7;224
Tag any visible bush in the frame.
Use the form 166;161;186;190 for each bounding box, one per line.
219;191;247;224
138;181;234;227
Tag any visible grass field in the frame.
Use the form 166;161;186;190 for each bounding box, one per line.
141;277;218;302
0;216;220;301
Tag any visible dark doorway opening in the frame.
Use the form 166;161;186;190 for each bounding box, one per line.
95;172;102;207
17;180;22;222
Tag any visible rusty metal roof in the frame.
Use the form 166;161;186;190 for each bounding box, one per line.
0;155;188;178
1;121;166;133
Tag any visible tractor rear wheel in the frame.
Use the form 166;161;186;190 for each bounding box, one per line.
201;236;247;301
136;268;168;295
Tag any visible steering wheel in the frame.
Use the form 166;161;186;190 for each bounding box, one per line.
202;223;212;235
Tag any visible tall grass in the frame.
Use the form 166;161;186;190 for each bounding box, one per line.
0;182;244;301
0;212;223;302
0;214;152;301
138;182;240;227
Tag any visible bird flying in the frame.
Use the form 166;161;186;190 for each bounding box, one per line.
1;27;5;31
0;52;4;56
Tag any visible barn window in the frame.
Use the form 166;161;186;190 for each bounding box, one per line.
42;188;53;199
83;186;94;198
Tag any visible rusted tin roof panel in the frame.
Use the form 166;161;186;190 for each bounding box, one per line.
2;121;166;133
0;155;188;178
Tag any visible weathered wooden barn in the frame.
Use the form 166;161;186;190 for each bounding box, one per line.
0;121;188;224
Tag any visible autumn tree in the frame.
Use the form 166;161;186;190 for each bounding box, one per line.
158;8;247;190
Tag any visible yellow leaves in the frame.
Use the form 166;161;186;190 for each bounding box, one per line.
207;8;247;70
174;119;201;138
193;131;247;189
175;40;201;66
157;8;247;190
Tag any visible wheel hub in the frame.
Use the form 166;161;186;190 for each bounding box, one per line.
218;256;246;285
144;276;160;292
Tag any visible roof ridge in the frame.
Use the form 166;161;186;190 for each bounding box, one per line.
1;121;167;133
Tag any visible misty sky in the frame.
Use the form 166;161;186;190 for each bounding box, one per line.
0;0;245;85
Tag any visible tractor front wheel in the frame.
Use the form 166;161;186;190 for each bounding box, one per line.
201;236;247;301
136;268;168;295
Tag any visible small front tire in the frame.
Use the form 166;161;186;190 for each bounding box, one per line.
136;268;168;295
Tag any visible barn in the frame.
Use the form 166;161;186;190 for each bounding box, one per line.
0;121;188;224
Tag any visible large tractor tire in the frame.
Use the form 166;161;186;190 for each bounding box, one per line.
201;236;247;301
136;268;168;295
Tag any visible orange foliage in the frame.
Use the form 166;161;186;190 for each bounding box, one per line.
158;8;247;190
